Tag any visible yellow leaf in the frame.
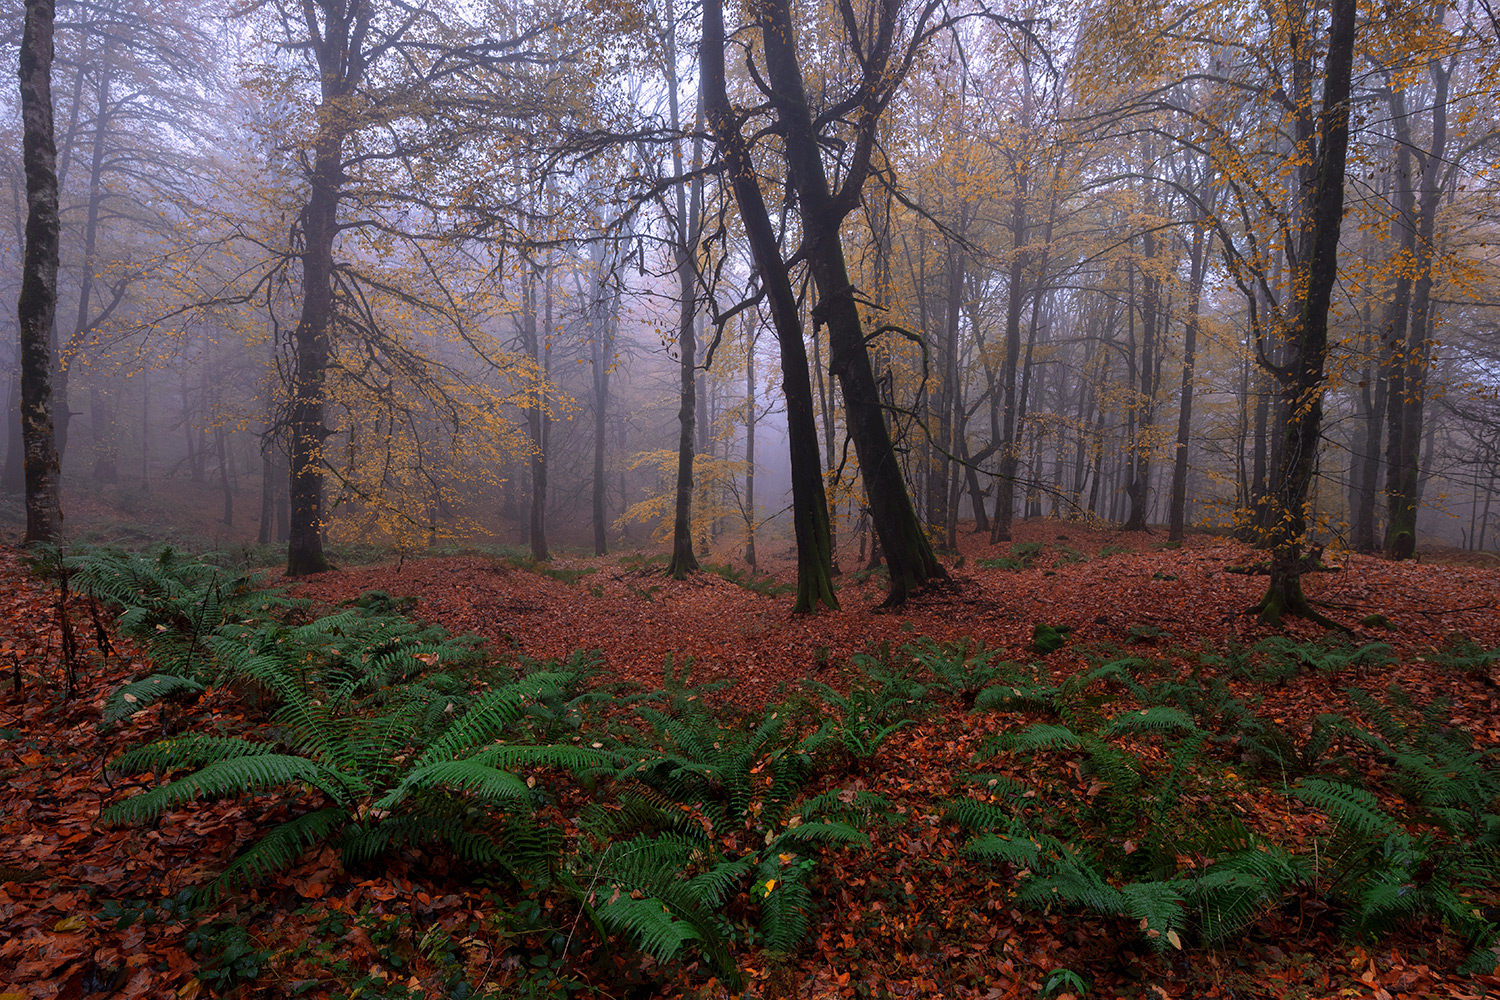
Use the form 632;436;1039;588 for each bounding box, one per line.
763;879;777;897
53;915;87;932
1167;929;1182;950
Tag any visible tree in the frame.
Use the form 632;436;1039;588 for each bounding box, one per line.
701;0;838;612
229;0;563;575
17;0;63;544
733;0;951;605
1254;0;1358;623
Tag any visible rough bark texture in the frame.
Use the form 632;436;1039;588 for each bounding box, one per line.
18;0;64;545
702;0;837;612
665;0;701;580
287;1;366;577
1383;63;1449;559
1256;0;1357;624
1168;212;1210;542
757;0;943;606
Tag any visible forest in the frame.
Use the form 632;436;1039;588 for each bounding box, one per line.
3;0;1500;997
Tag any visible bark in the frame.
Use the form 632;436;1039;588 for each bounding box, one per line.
723;0;942;605
1168;212;1211;542
1124;226;1160;532
18;0;64;544
665;0;703;579
287;1;366;577
744;318;758;569
3;368;23;493
1257;0;1357;624
1384;61;1450;558
990;167;1029;543
590;267;618;557
702;0;837;611
521;271;548;562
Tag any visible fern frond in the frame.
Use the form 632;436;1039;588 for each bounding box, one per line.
468;744;614;773
1120;881;1186;944
1104;707;1199;737
972;682;1060;713
998;724;1081;752
200;807;346;901
593;895;702;962
110;735;274;774
103;755;354;825
945;797;1019;832
102;674;207;724
771;820;868;849
966;833;1043;867
1292;778;1395;838
376;760;531;809
413;685;529;767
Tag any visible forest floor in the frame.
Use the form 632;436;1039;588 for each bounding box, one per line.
3;521;1500;1000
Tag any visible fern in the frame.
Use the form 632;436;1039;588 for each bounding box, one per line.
104;752;354;825
101;674;208;725
201;807;348;901
1103;706;1199;737
1291;778;1395;838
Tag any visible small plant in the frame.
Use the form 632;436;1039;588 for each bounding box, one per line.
1042;967;1090;997
803;678;914;765
977;542;1046;572
1051;545;1088;568
1289;687;1500;954
103;640;608;898
1424;633;1500;676
953;707;1307;952
1098;544;1133;558
185;920;271;990
904;637;1023;708
1032;623;1073;655
586;696;888;987
702;561;795;598
1205;635;1394;685
500;556;597;587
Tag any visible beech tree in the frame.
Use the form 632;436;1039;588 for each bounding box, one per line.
17;0;63;544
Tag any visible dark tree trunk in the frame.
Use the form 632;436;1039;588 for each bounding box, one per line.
702;0;836;611
1169;209;1211;542
521;271;549;562
56;68;112;464
3;368;24;493
744;319;758;568
990;170;1029;544
591;274;617;557
18;0;63;544
1257;0;1357;623
1125;218;1160;532
286;4;365;577
664;0;702;579
1383;64;1450;559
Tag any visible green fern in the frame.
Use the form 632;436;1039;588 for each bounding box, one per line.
102;674;208;725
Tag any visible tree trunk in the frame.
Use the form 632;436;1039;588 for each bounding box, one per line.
744;318;758;568
522;270;549;562
1384;62;1450;559
702;0;836;611
18;0;64;544
3;368;24;493
1168;209;1211;542
990;169;1029;544
747;0;945;605
1257;0;1357;623
665;0;702;579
